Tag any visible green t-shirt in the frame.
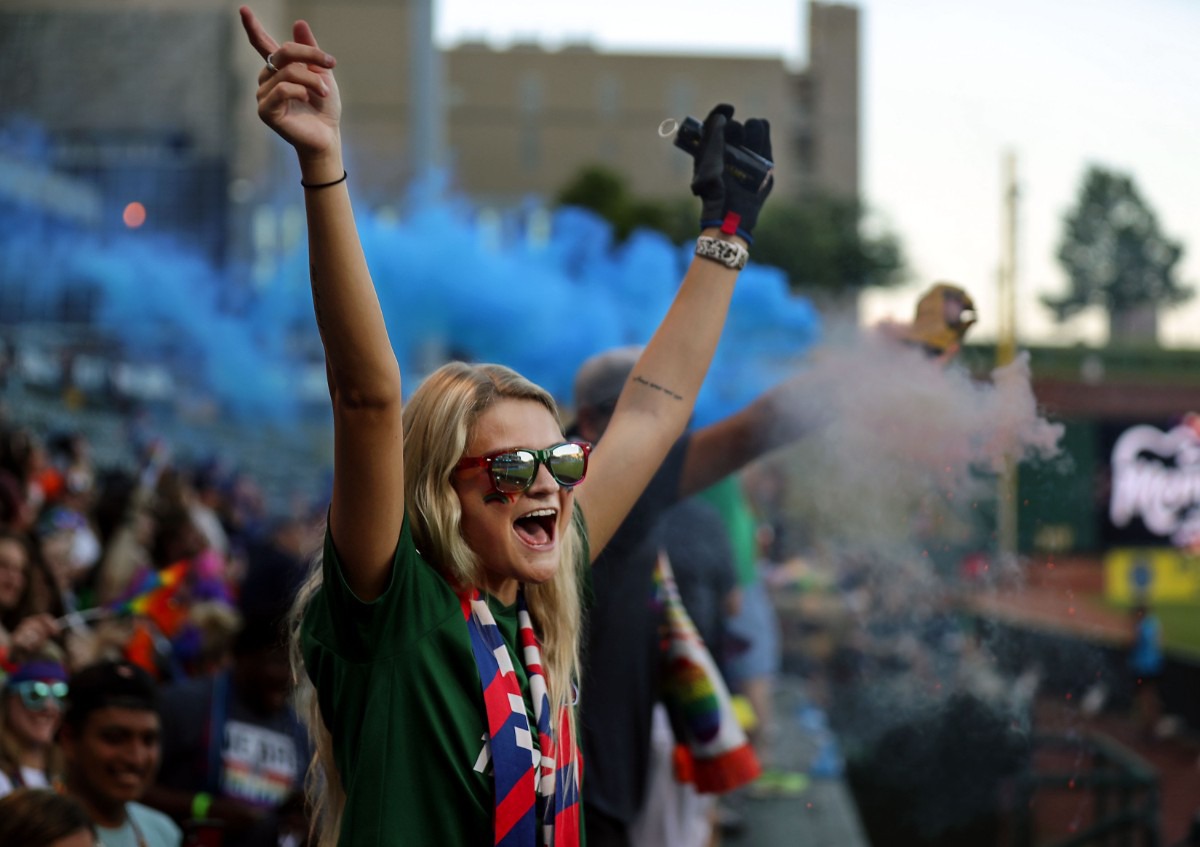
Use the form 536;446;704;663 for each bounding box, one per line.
697;476;760;587
301;514;588;846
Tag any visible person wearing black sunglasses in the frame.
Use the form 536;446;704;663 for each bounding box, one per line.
239;5;773;845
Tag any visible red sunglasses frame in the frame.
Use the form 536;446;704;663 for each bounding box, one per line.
455;441;593;493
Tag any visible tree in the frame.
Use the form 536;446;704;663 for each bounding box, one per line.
555;166;691;244
556;165;908;297
1044;166;1191;342
752;194;906;294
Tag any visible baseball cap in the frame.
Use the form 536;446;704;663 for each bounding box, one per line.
905;283;977;353
64;660;158;728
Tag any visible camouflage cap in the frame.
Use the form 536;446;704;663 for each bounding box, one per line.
906;283;977;352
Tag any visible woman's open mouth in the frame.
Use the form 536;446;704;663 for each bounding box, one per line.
513;508;557;548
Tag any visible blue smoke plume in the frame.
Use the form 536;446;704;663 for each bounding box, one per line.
3;160;820;427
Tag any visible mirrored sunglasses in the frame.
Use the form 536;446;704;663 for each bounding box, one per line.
456;441;592;494
10;680;69;711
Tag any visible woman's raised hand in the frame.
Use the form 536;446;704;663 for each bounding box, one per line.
239;6;341;160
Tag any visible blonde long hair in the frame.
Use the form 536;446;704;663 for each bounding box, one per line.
289;362;585;846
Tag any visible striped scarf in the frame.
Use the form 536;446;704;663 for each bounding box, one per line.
464;589;581;847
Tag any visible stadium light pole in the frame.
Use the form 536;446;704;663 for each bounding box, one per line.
997;150;1020;564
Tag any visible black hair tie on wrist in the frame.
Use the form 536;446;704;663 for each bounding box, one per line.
301;170;348;190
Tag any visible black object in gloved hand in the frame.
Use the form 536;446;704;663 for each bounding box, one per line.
688;104;774;243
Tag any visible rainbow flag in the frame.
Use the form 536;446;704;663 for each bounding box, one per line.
654;551;760;793
108;561;190;635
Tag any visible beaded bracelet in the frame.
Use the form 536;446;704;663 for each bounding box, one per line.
695;235;749;270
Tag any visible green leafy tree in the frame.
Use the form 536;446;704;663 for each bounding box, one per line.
556;165;907;296
1044;166;1191;335
555;166;687;244
752;194;906;294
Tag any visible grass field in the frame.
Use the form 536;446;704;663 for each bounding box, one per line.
1105;600;1200;658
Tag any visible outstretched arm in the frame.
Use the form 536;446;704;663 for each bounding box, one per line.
678;368;828;497
241;7;402;600
578;105;773;556
678;291;979;496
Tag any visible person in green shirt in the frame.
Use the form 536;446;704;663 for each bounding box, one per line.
238;7;775;845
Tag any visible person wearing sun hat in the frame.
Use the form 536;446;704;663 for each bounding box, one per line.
0;648;68;796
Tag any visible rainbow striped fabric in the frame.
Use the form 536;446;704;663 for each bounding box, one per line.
654;551;761;794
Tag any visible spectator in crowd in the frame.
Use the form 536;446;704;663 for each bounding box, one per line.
0;649;69;795
90;453;165;608
0;530;62;664
187;459;233;559
629;496;738;847
575;282;979;844
218;469;271;559
46;431;96;508
0;529;31;644
1129;603;1165;739
571;347;808;846
661;498;739;660
16;516;106;670
0;467;34;533
39;434;102;593
60;659;182;847
151;468;217;571
0;426;51;514
703;470;787;786
147;612;310;847
33;505;92;616
0;787;96;847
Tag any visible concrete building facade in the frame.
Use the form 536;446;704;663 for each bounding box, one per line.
0;0;859;285
298;0;860;205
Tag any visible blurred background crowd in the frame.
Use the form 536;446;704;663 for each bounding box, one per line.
0;405;316;846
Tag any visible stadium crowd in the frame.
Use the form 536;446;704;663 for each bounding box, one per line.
0;413;315;847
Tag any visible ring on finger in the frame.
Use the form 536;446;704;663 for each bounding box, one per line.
266;53;279;73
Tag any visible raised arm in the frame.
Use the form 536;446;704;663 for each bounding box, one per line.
241;7;403;600
577;105;773;556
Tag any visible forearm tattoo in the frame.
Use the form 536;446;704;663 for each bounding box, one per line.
632;374;684;401
310;262;328;336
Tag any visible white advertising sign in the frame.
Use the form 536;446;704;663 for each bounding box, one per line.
1109;415;1200;549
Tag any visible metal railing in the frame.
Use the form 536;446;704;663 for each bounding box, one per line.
1013;732;1161;847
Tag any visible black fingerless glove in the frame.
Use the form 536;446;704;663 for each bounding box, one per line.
690;104;774;244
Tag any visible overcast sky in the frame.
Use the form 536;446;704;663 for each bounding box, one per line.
436;0;1200;348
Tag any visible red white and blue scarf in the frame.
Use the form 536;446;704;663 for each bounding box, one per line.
464;589;581;847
